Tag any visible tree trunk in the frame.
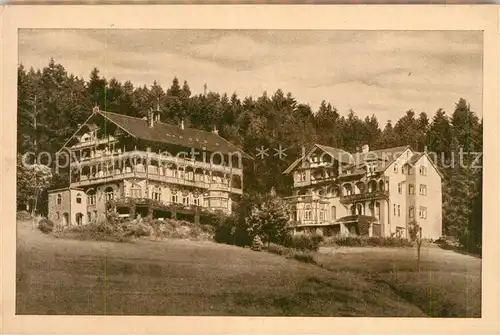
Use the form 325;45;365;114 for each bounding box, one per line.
31;191;39;230
417;240;422;272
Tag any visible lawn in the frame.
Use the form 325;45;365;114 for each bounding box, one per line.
315;246;481;317
16;220;480;317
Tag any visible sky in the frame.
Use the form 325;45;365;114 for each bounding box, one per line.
18;29;483;125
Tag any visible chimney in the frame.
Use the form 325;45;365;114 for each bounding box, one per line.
361;144;370;153
212;125;219;135
147;109;154;128
154;98;161;122
180;119;185;130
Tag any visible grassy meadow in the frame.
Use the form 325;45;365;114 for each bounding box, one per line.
16;220;480;317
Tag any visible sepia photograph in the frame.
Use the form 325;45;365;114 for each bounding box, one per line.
14;28;484;317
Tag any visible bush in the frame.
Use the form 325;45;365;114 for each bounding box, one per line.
213;215;251;246
123;222;151;238
267;244;287;256
264;244;316;264
251;235;263;251
55;222;128;242
284;234;323;251
292;252;317;264
37;219;54;234
322;236;413;248
143;219;214;241
17;211;32;221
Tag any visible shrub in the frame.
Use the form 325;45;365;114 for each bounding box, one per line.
323;236;413;248
264;244;316;264
17;211;32;221
213;215;251;246
292;251;316;264
106;210;122;226
124;222;151;238
142;219;214;241
55;222;128;242
284;234;323;251
251;235;263;251
37;219;54;234
267;243;286;255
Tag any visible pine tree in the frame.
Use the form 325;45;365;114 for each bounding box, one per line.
427;109;452;154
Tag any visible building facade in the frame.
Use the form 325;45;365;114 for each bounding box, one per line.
47;106;251;227
283;144;443;240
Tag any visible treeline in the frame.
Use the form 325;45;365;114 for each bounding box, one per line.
17;59;483;253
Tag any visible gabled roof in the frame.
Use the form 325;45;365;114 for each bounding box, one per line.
283;144;354;175
404;151;444;178
315;144;355;164
407;152;425;166
341;145;412;176
65;110;252;160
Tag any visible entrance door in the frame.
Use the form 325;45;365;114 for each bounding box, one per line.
75;213;83;225
62;212;69;226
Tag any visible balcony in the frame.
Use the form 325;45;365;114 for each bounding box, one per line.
339;190;389;204
108;197;230;221
283;194;331;203
69;136;118;150
70;170;243;195
75;150;243;176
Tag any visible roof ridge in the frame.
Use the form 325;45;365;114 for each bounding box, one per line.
315;143;352;155
99;110;145;120
101;110;222;134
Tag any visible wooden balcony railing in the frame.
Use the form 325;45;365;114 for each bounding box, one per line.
70;171;243;195
74;150;243;175
339;190;389;204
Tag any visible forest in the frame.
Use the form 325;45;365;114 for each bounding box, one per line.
16;59;483;253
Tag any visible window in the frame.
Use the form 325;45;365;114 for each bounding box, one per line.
105;187;114;201
408;167;414;175
56;212;60;220
343;184;353;196
331;206;337;220
171;194;178;203
76;193;82;204
304;205;312;221
87;189;96;205
419;206;427;219
393;163;398;173
182;196;190;206
375;202;381;219
356;204;363;215
297;171;306;182
152;188;161;201
203;198;209;207
130;184;142;198
409;206;415;218
409;184;415;195
193;197;200;206
419;184;427;196
419;166;427;176
393;204;396;216
396;227;405;238
57;194;62;205
319;205;325;221
397;205;401;217
398;183;402;194
221;199;228;208
75;212;83;225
